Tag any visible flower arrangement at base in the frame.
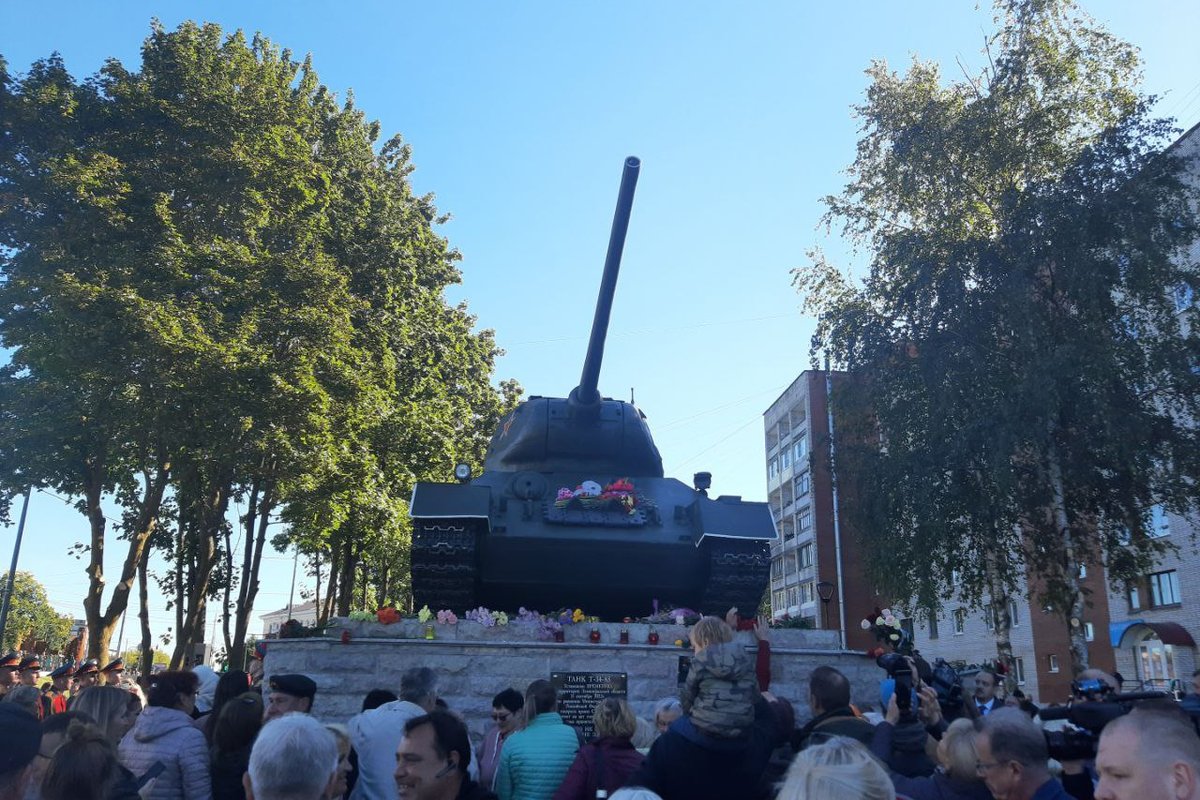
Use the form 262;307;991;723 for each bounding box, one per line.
465;607;509;628
553;478;645;515
417;605;433;624
348;611;375;622
645;606;700;626
769;613;813;630
436;609;458;625
375;607;401;625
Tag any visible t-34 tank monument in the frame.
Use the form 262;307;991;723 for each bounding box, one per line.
409;157;775;620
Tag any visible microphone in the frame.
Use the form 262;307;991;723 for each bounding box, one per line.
434;761;456;779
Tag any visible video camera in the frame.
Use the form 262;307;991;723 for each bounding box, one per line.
1039;679;1169;761
929;658;965;715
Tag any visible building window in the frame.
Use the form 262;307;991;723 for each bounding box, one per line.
781;448;792;470
984;606;994;631
799;582;815;605
900;617;914;642
1008;600;1020;628
770;560;783;580
786;586;799;608
1078;563;1088;579
953;609;965;635
793;471;811;498
768;458;778;480
798;543;814;569
1084;622;1095;642
797;507;812;533
1150;505;1171;538
794;436;808;464
1048;654;1060;673
784;554;796;575
1014;657;1026;685
927;611;939;641
1149;570;1181;607
773;590;785;612
1129;585;1141;610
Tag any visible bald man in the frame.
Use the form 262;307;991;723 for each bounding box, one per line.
1095;706;1200;800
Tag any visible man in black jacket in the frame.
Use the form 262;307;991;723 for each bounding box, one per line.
395;710;496;800
792;666;874;751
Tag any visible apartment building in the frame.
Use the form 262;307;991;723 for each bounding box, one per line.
763;370;877;652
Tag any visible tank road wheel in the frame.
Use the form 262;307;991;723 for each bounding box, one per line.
700;538;771;618
411;519;480;611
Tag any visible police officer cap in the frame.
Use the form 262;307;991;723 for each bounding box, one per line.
268;673;316;699
17;656;41;671
101;658;124;673
0;704;42;775
76;659;100;675
49;663;75;679
0;652;18;669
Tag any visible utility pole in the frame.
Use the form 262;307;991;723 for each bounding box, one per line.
0;488;33;648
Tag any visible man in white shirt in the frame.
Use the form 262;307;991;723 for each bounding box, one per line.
350;667;438;800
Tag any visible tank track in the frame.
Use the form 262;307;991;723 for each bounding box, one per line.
411;519;479;611
699;538;771;618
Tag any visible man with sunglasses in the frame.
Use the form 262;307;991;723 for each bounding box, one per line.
478;688;524;791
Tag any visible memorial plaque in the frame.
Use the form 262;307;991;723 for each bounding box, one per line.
550;671;627;741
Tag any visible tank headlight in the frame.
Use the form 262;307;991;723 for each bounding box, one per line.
454;463;472;482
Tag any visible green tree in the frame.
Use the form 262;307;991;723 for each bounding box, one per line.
797;0;1199;671
1;23;514;666
0;572;73;653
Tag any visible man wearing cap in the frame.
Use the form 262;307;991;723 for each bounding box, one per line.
67;659;100;708
47;664;74;714
264;673;317;722
17;656;42;688
0;653;18;699
0;703;42;800
100;658;125;686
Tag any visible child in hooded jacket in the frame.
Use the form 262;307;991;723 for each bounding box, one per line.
680;615;759;738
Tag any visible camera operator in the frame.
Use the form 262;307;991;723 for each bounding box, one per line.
1094;706;1200;800
1057;669;1121;800
871;658;941;778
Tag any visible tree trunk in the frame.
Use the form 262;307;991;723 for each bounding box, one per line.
170;473;231;669
229;479;274;668
1048;445;1089;671
83;459;170;661
336;530;356;617
321;548;339;624
137;547;153;679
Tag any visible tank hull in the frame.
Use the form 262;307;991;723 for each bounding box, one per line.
411;471;774;619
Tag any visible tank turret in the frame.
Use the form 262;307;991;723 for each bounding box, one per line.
410;158;775;619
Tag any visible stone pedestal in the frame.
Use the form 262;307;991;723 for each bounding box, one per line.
261;619;880;743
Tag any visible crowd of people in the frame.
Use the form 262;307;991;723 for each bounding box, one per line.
3;615;1200;800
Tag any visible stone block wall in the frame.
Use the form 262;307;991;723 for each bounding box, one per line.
261;620;882;746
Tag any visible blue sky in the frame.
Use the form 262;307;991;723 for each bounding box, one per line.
2;2;1199;647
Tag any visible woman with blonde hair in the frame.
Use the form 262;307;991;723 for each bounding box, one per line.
71;685;141;746
776;736;895;800
871;716;992;800
552;697;645;800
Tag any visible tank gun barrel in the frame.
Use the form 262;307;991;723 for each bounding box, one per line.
569;156;641;414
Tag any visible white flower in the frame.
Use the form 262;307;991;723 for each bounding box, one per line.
860;619;872;630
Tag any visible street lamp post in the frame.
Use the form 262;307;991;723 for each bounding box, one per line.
816;580;836;644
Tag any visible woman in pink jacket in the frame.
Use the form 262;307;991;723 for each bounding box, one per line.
478;688;525;790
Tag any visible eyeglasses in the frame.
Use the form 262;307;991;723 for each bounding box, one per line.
976;761;1003;774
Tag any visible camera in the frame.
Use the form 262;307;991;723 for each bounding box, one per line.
1039;688;1170;761
876;652;919;720
929;658;964;714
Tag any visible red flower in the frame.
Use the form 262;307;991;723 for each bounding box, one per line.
376;607;401;625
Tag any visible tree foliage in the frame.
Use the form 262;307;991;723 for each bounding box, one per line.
0;572;73;653
0;22;514;664
796;0;1199;670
